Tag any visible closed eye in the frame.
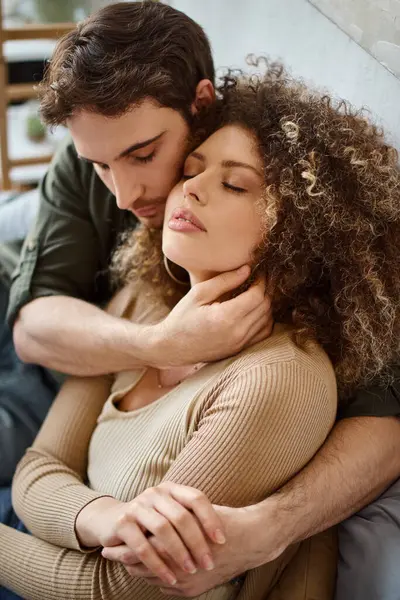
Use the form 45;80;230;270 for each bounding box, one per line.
132;151;156;164
223;182;247;193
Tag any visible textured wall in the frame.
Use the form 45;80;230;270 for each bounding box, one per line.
171;0;400;149
310;0;400;79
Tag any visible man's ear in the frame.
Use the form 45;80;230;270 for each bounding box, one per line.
191;79;215;114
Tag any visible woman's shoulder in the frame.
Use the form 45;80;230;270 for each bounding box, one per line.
194;323;337;446
222;323;337;400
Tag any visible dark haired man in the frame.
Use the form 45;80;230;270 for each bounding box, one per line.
1;1;269;478
1;3;400;600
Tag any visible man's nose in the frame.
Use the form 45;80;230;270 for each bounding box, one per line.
113;173;143;210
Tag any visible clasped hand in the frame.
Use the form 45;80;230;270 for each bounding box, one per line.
77;482;228;589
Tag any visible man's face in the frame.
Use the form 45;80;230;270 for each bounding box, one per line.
68;100;191;228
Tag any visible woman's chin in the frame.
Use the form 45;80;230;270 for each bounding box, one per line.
163;249;208;278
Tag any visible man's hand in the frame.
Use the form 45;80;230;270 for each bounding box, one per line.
102;501;288;597
147;265;273;368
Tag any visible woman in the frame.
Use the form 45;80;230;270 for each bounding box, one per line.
0;65;399;600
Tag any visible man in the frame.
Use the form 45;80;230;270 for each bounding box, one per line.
1;2;269;480
3;2;400;599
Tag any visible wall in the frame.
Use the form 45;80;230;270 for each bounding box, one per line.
170;0;400;149
310;0;400;79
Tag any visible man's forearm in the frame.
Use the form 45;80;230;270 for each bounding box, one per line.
11;270;272;377
13;296;158;376
115;416;400;598
259;416;400;553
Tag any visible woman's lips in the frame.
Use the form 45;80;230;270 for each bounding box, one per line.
168;208;206;233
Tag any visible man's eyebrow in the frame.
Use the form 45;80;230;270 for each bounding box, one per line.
119;131;165;158
78;131;166;164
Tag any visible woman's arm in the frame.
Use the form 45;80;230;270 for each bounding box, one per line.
10;286;134;548
11;374;114;549
0;524;170;600
1;358;335;599
77;359;336;555
162;360;336;503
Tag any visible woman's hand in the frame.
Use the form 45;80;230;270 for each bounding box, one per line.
76;482;226;587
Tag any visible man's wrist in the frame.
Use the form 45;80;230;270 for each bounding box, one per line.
243;496;297;566
134;321;167;368
138;320;184;369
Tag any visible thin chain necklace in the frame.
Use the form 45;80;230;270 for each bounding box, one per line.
156;363;205;389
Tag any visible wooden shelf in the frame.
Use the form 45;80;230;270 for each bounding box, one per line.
3;23;75;41
6;83;38;102
9;155;54;168
0;0;74;190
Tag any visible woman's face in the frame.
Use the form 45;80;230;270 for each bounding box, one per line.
163;125;265;283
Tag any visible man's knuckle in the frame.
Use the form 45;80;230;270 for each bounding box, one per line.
135;543;151;559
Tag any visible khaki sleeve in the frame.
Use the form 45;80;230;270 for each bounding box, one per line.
10;285;138;551
7;136;104;326
11;374;114;551
0;360;336;600
0;523;178;600
163;360;337;504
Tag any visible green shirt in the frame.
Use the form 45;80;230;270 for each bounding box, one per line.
6;135;400;420
7;135;137;325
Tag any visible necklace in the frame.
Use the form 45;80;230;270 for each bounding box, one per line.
156;364;205;389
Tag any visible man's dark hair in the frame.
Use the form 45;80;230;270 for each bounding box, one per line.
39;1;215;125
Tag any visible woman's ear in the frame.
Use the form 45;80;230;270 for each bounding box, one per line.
191;79;215;114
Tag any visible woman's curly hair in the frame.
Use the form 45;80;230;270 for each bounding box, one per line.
111;62;400;395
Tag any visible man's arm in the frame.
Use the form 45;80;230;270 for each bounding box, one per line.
9;137;271;376
13;268;271;376
261;415;400;551
114;415;400;596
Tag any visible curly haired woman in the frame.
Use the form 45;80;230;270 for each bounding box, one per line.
0;65;399;600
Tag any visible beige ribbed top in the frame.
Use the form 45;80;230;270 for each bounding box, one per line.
0;284;337;600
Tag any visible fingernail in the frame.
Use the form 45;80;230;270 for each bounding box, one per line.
202;554;215;571
183;559;197;574
166;573;177;586
214;529;226;544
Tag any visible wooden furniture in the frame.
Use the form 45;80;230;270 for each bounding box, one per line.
0;0;74;190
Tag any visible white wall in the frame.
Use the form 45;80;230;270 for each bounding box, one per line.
171;0;400;149
310;0;400;79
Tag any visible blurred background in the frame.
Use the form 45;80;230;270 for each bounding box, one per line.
1;0;400;241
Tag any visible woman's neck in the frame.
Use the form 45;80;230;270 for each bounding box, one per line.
189;270;219;287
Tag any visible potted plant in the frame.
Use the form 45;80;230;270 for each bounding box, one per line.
32;0;91;23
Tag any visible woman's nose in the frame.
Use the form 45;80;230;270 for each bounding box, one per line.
183;177;206;205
